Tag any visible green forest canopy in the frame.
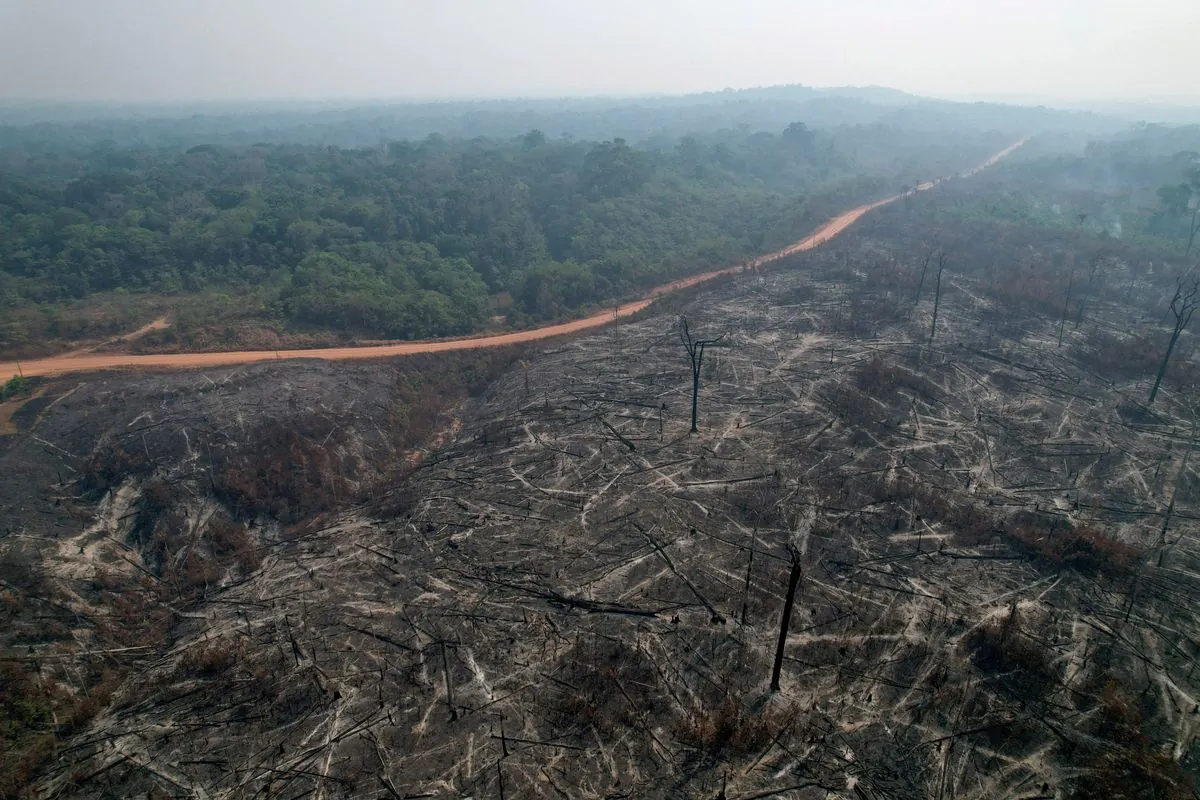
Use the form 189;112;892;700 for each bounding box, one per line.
932;124;1200;253
0;118;1011;350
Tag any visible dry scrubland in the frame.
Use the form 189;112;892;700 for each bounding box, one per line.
4;197;1200;798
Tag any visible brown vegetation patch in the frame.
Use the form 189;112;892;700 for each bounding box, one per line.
676;694;799;759
1068;679;1196;800
549;639;667;740
1076;330;1200;386
855;355;942;404
78;444;152;495
0;661;121;800
965;604;1054;697
179;638;246;679
1005;514;1139;580
212;415;353;523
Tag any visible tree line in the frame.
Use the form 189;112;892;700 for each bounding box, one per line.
0;123;1005;350
945;123;1200;255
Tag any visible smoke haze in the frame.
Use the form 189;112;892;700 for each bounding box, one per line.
1;0;1196;104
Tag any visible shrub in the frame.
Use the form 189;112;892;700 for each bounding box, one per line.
1068;679;1195;800
0;375;31;401
172;552;222;596
78;444;151;495
827;292;911;337
211;416;350;524
179;639;244;678
823;383;882;427
372;483;423;519
965;603;1053;697
549;640;664;739
1076;330;1200;387
0;664;63;800
855;356;940;403
0;732;56;800
208;517;261;573
139;479;174;514
874;475;994;542
63;669;120;734
676;695;798;758
727;482;789;528
1006;515;1139;580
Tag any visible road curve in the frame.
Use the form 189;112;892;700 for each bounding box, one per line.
1;139;1026;381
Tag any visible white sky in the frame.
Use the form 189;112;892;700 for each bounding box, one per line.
0;0;1196;103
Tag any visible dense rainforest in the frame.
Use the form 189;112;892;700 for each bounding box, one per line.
931;123;1200;256
0;116;1009;354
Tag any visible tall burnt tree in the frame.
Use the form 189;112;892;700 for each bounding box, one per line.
1189;208;1200;259
1058;258;1076;347
914;248;933;305
680;316;725;434
928;251;947;344
1149;277;1200;405
769;553;804;692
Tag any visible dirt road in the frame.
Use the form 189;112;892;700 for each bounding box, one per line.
0;139;1025;381
58;315;172;359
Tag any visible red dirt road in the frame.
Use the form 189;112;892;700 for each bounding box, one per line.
0;139;1025;381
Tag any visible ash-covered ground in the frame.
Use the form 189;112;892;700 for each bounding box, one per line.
7;216;1200;799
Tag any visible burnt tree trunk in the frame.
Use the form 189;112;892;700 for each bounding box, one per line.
741;528;757;626
1058;262;1075;347
440;640;457;722
1150;330;1185;405
928;252;946;345
1158;419;1196;566
1149;278;1199;405
769;559;804;692
914;249;933;305
680;316;725;434
1187;207;1199;259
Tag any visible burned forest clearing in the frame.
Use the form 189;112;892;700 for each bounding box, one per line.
5;186;1200;799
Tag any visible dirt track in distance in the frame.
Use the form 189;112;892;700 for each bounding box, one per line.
0;139;1026;381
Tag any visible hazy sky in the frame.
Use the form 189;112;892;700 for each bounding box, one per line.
1;0;1196;104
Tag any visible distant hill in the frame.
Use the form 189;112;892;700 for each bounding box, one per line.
0;83;1122;151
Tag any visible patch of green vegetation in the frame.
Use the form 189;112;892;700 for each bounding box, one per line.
931;124;1200;257
0;375;31;401
0;124;1004;348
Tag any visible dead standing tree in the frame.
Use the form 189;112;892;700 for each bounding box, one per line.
914;249;934;305
769;552;804;692
928;251;947;344
1187;202;1200;260
1074;252;1107;331
1156;393;1200;567
1148;277;1200;405
680;316;725;434
1057;256;1077;347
